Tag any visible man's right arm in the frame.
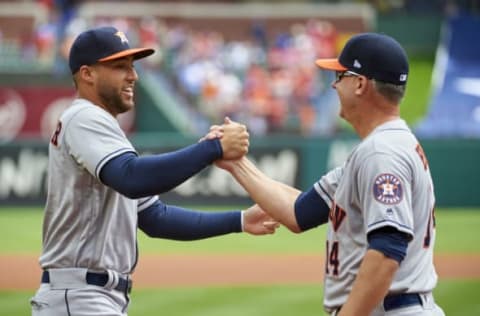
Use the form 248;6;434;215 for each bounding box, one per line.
100;118;250;199
100;139;222;198
217;157;329;232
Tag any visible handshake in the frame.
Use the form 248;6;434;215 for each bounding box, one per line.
199;117;280;236
199;117;250;160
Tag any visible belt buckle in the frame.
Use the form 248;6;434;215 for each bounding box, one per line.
114;275;132;294
127;279;132;294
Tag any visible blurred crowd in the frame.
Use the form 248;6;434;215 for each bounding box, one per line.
2;0;477;136
156;19;340;135
22;1;343;136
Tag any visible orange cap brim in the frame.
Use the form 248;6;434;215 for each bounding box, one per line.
98;48;155;62
315;58;347;71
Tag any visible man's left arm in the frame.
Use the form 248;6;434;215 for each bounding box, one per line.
137;199;277;240
338;228;409;316
338;249;398;316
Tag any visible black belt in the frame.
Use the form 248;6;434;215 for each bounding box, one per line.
41;271;132;293
384;293;422;311
332;293;422;314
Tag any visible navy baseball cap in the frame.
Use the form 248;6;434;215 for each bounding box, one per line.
69;26;155;74
315;33;409;85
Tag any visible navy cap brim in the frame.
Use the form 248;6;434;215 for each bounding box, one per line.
315;58;347;71
98;47;155;62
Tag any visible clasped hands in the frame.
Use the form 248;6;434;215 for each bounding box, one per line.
199;117;279;235
199;117;249;160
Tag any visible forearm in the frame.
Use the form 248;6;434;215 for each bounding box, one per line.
229;157;302;232
338;249;399;316
100;139;222;198
138;200;241;240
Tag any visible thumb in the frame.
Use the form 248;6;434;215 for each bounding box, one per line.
224;116;232;124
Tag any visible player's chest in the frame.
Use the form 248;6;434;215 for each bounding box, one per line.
334;161;359;207
329;165;364;234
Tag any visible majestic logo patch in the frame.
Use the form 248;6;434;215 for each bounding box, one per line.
373;173;403;204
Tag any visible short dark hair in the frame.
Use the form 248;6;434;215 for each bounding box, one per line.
372;80;406;104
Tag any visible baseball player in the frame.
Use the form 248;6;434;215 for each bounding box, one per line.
30;26;278;316
217;33;445;316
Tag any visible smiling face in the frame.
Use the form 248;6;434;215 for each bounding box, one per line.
91;56;138;116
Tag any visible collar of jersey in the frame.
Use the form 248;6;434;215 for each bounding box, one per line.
372;118;409;134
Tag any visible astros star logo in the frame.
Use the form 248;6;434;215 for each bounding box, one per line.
381;181;397;196
114;31;129;44
373;173;403;204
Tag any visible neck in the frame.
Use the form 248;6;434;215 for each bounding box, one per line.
351;101;400;139
77;89;117;117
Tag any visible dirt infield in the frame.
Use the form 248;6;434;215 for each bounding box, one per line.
1;254;479;290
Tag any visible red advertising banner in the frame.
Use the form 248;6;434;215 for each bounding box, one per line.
0;87;135;142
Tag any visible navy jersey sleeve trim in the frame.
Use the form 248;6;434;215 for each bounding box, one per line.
368;219;414;238
137;196;158;212
294;187;330;231
100;139;222;198
367;227;410;264
95;148;136;179
137;199;242;240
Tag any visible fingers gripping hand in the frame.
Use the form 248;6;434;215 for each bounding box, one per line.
219;117;249;160
214;156;242;173
198;124;223;142
242;204;280;235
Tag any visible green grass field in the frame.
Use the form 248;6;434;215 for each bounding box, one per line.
1;207;479;316
2;207;479;254
1;281;480;316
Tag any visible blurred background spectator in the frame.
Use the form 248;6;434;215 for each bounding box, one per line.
0;0;479;138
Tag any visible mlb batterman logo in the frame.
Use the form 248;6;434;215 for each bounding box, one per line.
373;173;403;204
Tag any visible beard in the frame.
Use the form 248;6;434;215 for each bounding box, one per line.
97;82;134;116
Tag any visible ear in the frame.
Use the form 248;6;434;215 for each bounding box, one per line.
78;65;96;84
354;76;369;96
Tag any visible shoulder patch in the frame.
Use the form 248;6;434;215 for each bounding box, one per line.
373;173;403;204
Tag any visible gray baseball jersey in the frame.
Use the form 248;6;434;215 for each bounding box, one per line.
314;119;437;312
40;98;157;275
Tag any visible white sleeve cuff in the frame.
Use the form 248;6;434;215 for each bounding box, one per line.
241;210;245;232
